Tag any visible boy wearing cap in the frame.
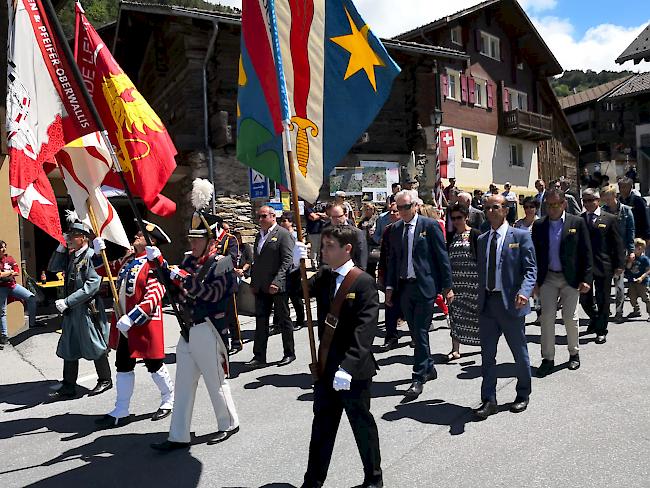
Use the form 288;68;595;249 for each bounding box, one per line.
48;219;112;400
93;221;175;428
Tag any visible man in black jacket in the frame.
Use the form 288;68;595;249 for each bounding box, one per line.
296;225;382;488
321;204;368;270
532;189;593;377
246;206;296;368
580;189;626;344
619;177;650;242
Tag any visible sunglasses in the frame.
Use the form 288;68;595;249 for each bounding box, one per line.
547;202;564;209
257;213;271;219
397;203;413;211
485;204;504;211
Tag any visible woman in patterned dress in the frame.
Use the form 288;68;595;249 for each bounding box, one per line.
445;203;481;361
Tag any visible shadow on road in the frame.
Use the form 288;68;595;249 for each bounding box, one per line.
0;412;150;442
381;399;476;435
244;373;313;391
11;433;203;487
0;380;60;412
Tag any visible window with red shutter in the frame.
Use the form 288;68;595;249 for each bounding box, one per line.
468;77;476;104
503;87;510;112
441;74;449;99
487;82;495;109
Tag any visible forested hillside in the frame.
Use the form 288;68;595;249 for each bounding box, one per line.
551;69;636;97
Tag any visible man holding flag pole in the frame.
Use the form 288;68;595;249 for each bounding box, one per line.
237;0;400;485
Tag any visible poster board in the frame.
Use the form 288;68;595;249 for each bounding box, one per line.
329;167;362;196
360;161;399;203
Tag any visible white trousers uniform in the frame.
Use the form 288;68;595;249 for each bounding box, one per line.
168;322;239;443
539;271;580;361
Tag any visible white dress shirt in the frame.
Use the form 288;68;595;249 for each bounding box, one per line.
75;244;89;258
257;223;278;255
403;213;418;280
333;259;355;296
486;221;509;291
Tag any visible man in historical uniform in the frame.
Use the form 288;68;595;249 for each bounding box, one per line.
150;179;239;450
93;221;175;428
48;218;112;400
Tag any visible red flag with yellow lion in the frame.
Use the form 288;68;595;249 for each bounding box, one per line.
73;2;177;216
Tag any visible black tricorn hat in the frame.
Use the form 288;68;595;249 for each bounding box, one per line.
137;219;171;245
188;210;222;239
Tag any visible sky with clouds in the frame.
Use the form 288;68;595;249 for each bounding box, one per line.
213;0;650;73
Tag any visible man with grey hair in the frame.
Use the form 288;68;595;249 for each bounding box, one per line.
619;177;650;244
580;188;625;344
559;180;582;215
457;192;486;230
602;185;635;322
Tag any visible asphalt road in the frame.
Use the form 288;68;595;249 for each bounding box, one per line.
1;296;649;488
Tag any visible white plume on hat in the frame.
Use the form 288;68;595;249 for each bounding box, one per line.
191;178;214;211
65;209;79;224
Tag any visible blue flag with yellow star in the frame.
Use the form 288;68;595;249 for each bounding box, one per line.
237;0;401;203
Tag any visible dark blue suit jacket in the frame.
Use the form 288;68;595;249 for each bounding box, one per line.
386;216;452;300
477;226;537;318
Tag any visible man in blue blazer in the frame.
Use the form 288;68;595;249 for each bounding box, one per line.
386;190;453;399
474;194;537;419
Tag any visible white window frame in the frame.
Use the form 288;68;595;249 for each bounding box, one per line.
447;69;461;101
508;88;528;111
480;31;501;60
461;134;479;162
474;77;487;108
509;143;524;167
451;26;462;46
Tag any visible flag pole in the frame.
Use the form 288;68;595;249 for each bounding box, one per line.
41;0;188;332
284;128;319;379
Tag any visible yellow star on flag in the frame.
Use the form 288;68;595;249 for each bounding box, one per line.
330;7;385;92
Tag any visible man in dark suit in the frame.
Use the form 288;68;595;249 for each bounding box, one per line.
295;225;382;488
535;179;547;218
474;194;537;419
321;204;368;270
458;192;487;230
619;177;650;242
246;206;296;368
580;189;626;344
532;189;593;377
385;190;453;399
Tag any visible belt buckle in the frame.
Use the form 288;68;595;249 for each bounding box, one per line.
325;313;338;330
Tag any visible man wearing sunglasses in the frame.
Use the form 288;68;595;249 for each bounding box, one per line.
580;189;626;344
385;190;453;399
246;206;296;368
531;189;593;378
474;195;537;419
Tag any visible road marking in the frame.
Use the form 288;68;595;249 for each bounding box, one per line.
77;373;98;384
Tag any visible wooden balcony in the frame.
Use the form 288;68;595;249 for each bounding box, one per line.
502;109;553;141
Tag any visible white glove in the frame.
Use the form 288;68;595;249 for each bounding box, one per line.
145;246;161;261
92;237;106;254
333;368;352;391
116;314;134;333
55;299;68;313
169;266;189;281
293;242;309;267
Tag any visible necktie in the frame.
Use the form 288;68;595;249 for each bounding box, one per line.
400;223;411;279
488;231;498;291
330;271;339;300
589;213;597;227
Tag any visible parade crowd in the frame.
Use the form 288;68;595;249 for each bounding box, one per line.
2;174;649;488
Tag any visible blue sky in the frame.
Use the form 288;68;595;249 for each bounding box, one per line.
214;0;650;72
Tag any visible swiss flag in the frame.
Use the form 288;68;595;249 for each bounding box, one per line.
7;0;100;243
439;129;456;179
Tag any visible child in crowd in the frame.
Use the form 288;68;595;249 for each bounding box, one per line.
626;238;650;321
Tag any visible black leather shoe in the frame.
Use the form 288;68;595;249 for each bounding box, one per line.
245;358;267;369
89;380;113;396
151;408;172;421
269;326;280;336
568;354;580;370
361;481;383;488
595;335;607;344
48;387;76;400
378;338;398;352
293;323;304;331
474;401;497;419
207;426;240;445
424;369;438;382
404;380;423;400
277;355;296;367
150;440;191;451
509;397;529;413
95;414;132;429
0;335;8;345
228;345;243;355
536;359;554;378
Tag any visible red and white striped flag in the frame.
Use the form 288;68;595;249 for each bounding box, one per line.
6;0;100;243
439;129;456;179
56;132;131;249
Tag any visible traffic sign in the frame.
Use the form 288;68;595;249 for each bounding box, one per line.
249;168;269;199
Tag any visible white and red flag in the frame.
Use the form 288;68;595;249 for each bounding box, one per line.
6;0;100;243
56;132;131;249
439;129;456;179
